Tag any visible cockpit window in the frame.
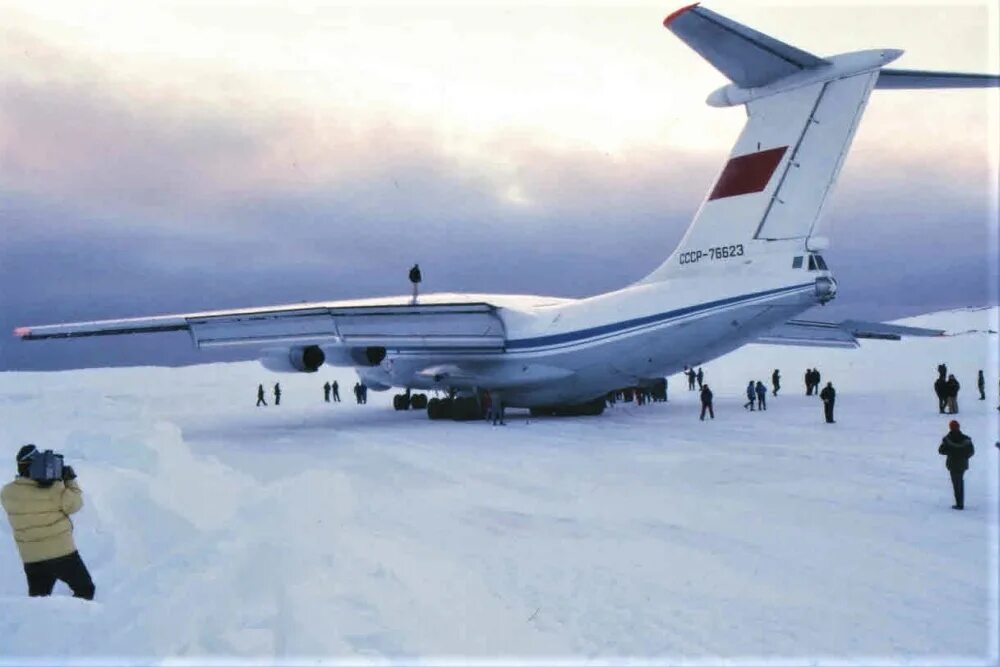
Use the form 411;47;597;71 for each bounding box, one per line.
815;255;828;270
807;255;817;271
792;256;803;269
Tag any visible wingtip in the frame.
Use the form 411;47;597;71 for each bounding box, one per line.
663;2;700;27
13;326;31;338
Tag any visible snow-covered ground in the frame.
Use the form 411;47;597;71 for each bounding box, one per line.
0;307;997;665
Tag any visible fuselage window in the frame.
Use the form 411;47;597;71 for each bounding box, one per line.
792;256;803;269
807;255;817;271
814;255;828;270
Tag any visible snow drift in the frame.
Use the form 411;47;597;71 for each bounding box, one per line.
0;308;997;665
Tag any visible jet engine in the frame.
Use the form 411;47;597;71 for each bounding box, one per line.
259;345;326;373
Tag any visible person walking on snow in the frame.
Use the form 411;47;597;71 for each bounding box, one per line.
819;381;836;423
804;369;813;395
938;420;974;510
332;380;340;402
771;369;780;396
323;382;331;402
744;381;756;411
977;370;985;400
755;380;767;411
934;375;948;414
273;382;282;406
696;367;704;389
686;368;696;390
256;383;267;407
944;374;960;414
699;384;714;420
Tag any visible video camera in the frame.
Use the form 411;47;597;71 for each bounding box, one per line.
27;449;64;483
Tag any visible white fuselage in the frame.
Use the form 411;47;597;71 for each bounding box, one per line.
358;260;830;407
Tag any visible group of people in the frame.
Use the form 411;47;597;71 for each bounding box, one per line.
606;379;668;406
932;364;987;415
804;368;823;395
256;380;369;405
684;367;704;391
742;380;769;411
322;381;341;403
256;382;281;406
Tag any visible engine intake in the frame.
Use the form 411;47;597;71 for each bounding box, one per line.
259;345;326;373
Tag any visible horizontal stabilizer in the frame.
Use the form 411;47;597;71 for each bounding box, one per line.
755;318;944;349
876;69;1000;89
664;3;829;88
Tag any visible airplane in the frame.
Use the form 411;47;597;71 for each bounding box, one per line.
15;4;999;419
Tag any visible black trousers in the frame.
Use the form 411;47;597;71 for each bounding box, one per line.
24;551;95;600
949;469;965;508
823;400;835;423
700;403;714;420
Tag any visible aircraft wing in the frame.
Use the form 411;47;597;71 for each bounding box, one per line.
15;301;507;351
753;318;945;349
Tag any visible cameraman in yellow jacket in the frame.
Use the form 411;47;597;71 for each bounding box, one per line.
1;445;95;599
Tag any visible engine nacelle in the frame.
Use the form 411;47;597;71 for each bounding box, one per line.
321;345;387;367
259;345;326;373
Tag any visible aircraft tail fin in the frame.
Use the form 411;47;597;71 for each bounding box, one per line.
641;5;999;285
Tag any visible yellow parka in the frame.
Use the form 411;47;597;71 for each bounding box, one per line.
1;477;83;564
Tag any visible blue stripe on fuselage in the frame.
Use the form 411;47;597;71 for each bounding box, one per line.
504;282;814;351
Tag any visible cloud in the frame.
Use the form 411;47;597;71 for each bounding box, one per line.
0;12;996;370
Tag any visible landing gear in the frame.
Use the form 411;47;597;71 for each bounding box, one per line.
426;395;483;421
529;398;606;417
393;391;428;411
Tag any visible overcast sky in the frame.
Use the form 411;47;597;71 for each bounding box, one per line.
1;0;998;370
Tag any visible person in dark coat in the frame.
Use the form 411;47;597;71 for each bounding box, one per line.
409;263;422;304
804;369;813;395
744;381;756;411
360;383;368;404
944;374;960;414
933;376;947;414
353;382;362;404
813;369;821;394
938;420;974;509
937;363;947;380
323;382;331;402
819;382;835;423
977;370;985;400
256;383;267;407
686;368;696;390
331;380;340;402
755;381;767;411
771;369;780;396
696;368;704;389
273;382;282;406
699;384;714;420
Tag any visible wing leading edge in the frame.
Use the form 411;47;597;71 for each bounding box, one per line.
754;318;945;349
16;302;507;351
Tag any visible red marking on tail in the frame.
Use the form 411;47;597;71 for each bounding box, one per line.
13;327;31;338
708;146;788;201
663;3;700;27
